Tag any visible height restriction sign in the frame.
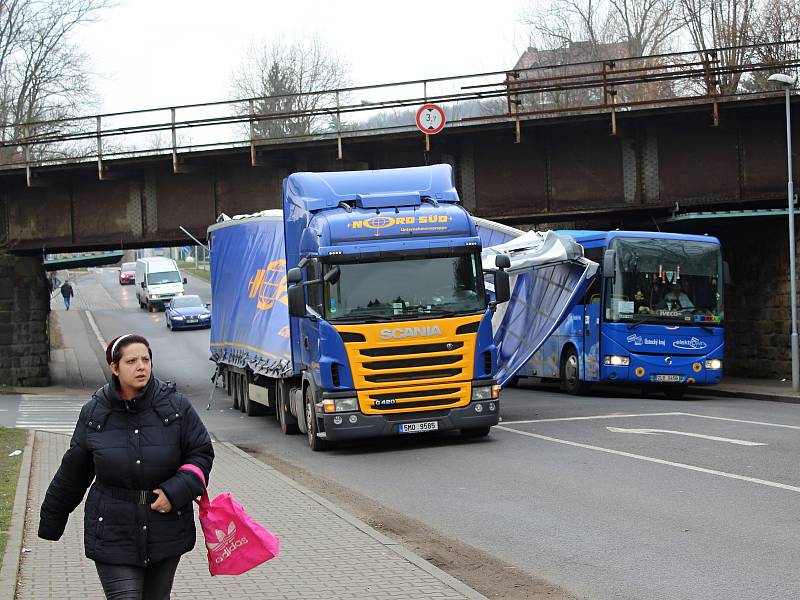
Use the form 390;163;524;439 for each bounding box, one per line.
415;104;446;135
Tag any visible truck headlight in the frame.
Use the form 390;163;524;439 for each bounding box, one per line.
705;359;722;370
321;397;358;413
604;355;630;366
472;385;501;401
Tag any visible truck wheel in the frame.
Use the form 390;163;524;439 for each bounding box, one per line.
304;386;329;451
506;376;520;388
278;383;299;435
461;427;491;438
561;348;591;396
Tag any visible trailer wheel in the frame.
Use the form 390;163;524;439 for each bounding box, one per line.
304;386;329;451
278;382;299;435
231;373;240;410
561;347;591;396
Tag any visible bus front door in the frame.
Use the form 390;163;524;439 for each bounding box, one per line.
583;302;601;382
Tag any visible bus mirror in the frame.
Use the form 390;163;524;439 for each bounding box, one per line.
287;268;302;284
602;250;616;278
494;270;511;304
495;254;511;270
288;286;306;318
324;265;340;285
723;261;731;285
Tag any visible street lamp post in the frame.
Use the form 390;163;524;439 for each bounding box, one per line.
769;73;799;391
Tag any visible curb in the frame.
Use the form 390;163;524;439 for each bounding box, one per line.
689;387;800;404
221;442;490;600
0;430;34;600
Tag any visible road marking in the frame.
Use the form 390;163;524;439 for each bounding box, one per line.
502;412;684;425
85;310;107;352
14;395;83;435
680;412;800;431
495;426;800;494
606;427;766;446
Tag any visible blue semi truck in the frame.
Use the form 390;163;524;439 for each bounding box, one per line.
208;165;595;450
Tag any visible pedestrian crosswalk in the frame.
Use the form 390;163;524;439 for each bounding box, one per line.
15;395;85;435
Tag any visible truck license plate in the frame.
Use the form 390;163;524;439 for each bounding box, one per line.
398;421;439;434
654;374;683;383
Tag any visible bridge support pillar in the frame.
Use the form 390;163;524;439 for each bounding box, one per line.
0;254;50;387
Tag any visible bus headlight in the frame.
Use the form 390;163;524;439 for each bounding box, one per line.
472;385;501;401
321;397;358;413
705;359;723;370
604;355;630;366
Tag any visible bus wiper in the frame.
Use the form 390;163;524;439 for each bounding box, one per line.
627;317;657;330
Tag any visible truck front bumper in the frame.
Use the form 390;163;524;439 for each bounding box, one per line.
320;400;500;441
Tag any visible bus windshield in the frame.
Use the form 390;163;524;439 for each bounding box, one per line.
323;254;486;322
604;237;723;326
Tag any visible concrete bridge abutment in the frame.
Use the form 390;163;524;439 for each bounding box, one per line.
0;254;50;387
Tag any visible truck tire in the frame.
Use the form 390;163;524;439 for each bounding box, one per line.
304;386;329;451
278;382;299;435
561;347;591;396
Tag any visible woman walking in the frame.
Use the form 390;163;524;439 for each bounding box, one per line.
38;334;214;599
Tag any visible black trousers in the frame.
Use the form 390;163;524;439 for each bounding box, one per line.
94;556;181;600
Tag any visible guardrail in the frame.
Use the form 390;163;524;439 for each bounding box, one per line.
1;40;798;183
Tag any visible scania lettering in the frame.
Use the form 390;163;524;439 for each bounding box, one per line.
514;230;726;399
380;326;443;339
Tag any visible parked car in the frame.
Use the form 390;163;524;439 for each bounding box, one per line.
118;262;136;285
165;294;211;330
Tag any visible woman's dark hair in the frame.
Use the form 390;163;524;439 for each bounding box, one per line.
105;334;152;365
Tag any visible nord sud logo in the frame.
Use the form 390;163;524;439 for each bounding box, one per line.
349;215;450;229
673;337;708;350
206;521;249;564
248;259;288;311
380;325;443;340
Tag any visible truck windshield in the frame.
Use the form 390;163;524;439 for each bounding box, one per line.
323;254;486;322
147;270;181;285
605;237;723;326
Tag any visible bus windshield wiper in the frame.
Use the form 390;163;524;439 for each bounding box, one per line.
627;317;657;330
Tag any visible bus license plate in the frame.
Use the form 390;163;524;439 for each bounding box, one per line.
654;374;682;383
399;421;439;434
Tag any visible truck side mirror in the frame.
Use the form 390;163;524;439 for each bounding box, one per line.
494;254;511;269
602;249;616;279
288;285;306;318
183;277;187;284
324;265;340;285
287;268;302;284
494;270;511;304
141;282;146;289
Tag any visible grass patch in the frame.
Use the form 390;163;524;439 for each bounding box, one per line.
178;261;211;282
0;428;29;558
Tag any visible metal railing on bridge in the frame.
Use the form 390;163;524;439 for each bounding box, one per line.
1;40;798;184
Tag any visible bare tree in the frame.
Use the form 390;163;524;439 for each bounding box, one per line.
743;0;800;91
0;0;109;162
230;33;350;140
679;0;758;93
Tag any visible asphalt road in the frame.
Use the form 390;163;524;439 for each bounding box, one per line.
16;268;800;600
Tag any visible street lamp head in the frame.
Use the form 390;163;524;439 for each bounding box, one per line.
768;73;797;87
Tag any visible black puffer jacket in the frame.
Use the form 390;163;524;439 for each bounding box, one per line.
38;377;214;566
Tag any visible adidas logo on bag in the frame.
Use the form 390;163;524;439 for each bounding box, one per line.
206;521;249;563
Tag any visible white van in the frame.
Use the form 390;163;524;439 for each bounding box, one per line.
135;257;187;311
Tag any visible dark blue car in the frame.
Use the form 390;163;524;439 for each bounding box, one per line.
165;294;211;330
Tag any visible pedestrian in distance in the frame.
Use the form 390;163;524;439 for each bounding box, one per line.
60;279;74;310
38;334;214;600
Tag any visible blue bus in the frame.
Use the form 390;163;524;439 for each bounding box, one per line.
514;231;725;399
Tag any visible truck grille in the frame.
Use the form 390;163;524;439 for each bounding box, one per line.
335;317;480;415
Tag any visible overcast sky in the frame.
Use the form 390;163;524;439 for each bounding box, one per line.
76;0;529;114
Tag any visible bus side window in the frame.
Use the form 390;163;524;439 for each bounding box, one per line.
583;247;604;305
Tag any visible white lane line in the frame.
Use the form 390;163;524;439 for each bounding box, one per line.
679;412;800;431
85;309;107;352
502;412;684;425
495;426;800;494
606;427;766;446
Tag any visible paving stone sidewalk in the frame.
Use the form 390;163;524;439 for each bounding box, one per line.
16;431;486;600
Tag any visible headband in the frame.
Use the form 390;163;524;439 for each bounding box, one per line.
110;334;133;361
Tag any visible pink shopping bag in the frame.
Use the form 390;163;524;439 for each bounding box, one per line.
179;464;280;575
